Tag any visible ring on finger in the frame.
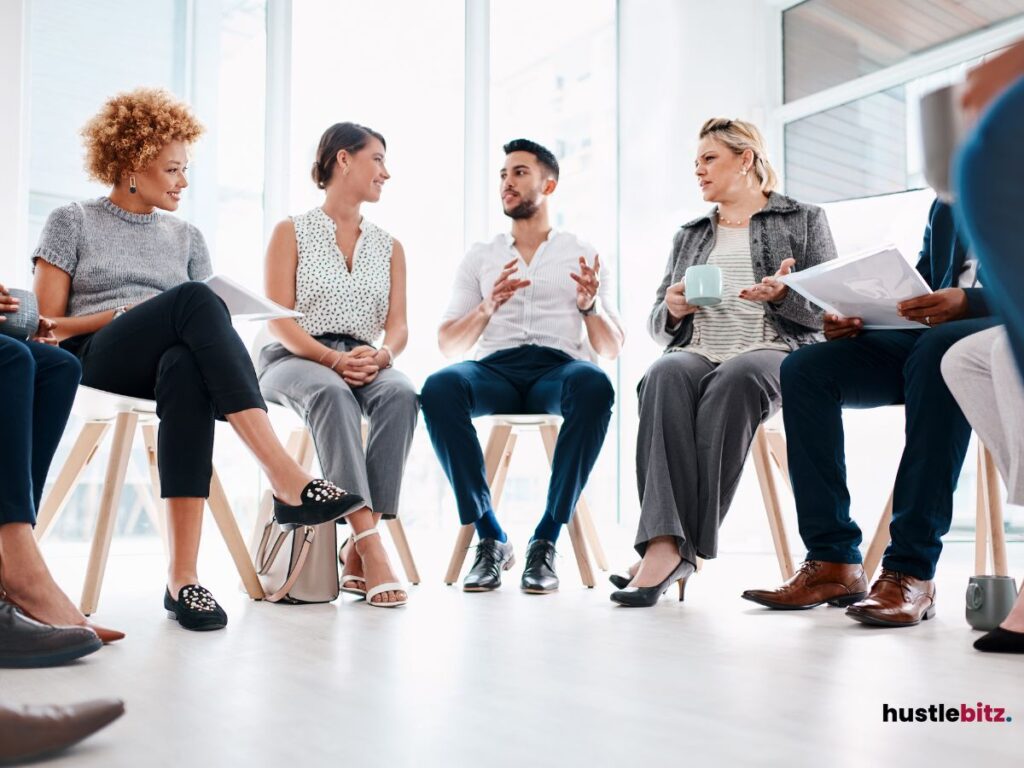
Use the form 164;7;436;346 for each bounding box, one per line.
925;316;931;325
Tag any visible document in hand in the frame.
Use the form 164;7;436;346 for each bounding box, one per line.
778;246;931;330
202;275;302;321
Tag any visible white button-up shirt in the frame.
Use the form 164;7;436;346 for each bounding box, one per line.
441;230;620;360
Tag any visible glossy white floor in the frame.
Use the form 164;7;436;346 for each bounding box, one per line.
4;530;1021;767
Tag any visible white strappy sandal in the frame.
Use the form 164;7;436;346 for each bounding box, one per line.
338;535;367;596
351;528;407;608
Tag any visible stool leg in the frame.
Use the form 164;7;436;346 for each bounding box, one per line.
982;444;1008;576
444;424;512;585
387;518;421;585
140;424;169;558
208;467;266;600
765;427;791;492
81;412;138;616
36;421;110;541
574;496;608;571
975;446;992;575
752;426;794;580
863;490;893;582
538;423;595;587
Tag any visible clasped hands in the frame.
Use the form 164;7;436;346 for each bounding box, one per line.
326;345;389;388
481;254;602;316
0;281;58;344
665;258;795;324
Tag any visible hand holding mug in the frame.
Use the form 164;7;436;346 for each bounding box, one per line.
665;281;698;324
739;258;795;303
0;282;19;319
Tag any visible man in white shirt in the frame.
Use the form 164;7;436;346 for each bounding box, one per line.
420;139;624;595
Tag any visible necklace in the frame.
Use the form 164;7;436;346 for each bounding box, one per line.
717;204;765;227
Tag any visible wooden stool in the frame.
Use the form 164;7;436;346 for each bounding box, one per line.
443;415;608;588
250;411;421;584
35;385;264;614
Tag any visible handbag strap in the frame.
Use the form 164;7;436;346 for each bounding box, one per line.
260;525;317;603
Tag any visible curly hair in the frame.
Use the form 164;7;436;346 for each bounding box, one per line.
81;87;205;185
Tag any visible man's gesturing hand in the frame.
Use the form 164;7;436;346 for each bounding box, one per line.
570;254;601;312
483;258;531;317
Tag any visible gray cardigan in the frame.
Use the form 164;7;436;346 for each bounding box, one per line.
648;192;838;351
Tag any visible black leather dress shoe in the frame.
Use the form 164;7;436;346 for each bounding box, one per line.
0;699;125;763
521;539;559;594
164;585;228;631
0;601;102;668
463;539;515;592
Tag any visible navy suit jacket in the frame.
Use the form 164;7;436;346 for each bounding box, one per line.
916;199;991;318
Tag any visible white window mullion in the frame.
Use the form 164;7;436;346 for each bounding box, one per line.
464;0;489;251
263;0;292;247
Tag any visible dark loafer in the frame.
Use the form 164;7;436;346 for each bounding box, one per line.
521;539;559;594
463;539;515;592
273;479;365;530
164;585;228;631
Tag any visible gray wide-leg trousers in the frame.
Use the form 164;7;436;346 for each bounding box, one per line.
634;349;787;564
258;340;419;518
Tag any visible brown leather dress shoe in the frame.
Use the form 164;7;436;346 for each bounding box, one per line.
741;560;867;610
0;699;125;763
846;569;935;627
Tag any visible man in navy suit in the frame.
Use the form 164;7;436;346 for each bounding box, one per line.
743;199;998;626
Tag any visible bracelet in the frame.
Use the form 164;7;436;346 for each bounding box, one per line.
330;353;344;372
316;347;334;365
380;344;394;369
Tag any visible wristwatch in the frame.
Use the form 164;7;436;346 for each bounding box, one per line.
578;298;600;317
112;305;129;319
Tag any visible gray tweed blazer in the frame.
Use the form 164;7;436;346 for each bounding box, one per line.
648;191;838;351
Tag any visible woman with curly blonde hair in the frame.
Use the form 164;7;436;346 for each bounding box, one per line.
32;88;383;630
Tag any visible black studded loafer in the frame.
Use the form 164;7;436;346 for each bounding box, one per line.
521;539;559;594
164;585;228;631
463;539;515;592
273;479;365;530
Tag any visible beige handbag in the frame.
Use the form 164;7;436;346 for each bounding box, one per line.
253;519;340;604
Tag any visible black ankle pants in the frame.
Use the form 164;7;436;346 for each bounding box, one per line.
63;282;266;498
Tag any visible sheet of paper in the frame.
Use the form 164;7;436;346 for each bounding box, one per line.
778;246;931;330
202;275;302;321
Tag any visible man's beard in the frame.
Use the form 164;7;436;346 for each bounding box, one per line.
503;196;539;220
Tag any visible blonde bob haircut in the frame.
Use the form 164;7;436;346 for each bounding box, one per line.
698;118;778;194
81;87;205;186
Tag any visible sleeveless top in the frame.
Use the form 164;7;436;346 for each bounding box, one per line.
292;207;393;343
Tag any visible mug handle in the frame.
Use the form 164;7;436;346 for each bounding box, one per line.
966;582;984;610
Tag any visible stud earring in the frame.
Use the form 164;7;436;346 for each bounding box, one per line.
741;168;749;176
129;175;137;194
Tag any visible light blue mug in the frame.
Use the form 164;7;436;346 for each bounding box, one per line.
684;264;723;307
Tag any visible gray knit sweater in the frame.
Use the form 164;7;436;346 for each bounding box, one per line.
31;197;212;317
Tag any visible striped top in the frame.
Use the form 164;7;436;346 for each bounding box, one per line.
682;226;789;363
442;230;621;360
293;208;393;343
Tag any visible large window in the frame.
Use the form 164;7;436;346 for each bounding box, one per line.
289;0;466;529
781;1;1024;203
488;0;619;527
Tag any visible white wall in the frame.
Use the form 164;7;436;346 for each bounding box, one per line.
0;0;29;286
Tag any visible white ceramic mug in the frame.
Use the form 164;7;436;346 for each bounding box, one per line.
684;264;723;307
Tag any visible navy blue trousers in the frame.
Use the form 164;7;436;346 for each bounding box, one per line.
956;74;1024;377
0;336;81;525
782;318;998;580
420;345;614;527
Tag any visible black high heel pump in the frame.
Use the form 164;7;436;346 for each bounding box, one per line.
610;559;695;607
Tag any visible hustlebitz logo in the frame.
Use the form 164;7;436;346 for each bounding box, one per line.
883;702;1012;723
